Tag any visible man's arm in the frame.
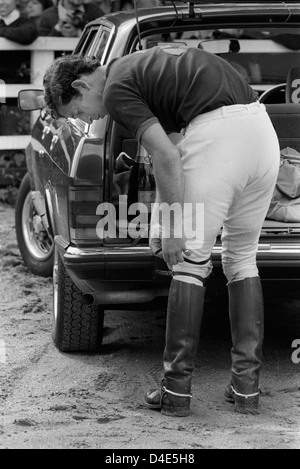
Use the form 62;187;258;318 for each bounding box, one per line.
38;8;57;36
140;123;186;268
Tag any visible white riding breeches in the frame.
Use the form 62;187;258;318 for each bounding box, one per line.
152;102;280;286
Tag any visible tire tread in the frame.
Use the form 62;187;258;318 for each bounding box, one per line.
53;252;104;352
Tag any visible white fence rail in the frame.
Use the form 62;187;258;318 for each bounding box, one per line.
0;37;78;151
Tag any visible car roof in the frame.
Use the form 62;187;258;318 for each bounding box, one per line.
86;1;300;32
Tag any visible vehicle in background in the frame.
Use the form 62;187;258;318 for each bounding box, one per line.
16;1;300;351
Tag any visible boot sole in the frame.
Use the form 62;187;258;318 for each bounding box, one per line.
144;401;190;416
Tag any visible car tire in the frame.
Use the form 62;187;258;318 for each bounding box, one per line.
53;246;105;352
15;172;54;277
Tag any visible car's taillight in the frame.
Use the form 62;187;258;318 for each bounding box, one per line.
68;136;105;247
69;186;103;247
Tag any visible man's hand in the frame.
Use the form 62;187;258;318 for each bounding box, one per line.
162;237;187;270
57;4;80;37
150;235;189;270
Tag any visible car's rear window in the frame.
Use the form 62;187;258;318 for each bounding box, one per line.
145;27;300;91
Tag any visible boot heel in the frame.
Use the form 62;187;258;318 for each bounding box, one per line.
161;396;191;417
161;387;191;417
234;394;260;415
227;384;260;414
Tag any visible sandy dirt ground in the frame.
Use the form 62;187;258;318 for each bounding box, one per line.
0;201;300;450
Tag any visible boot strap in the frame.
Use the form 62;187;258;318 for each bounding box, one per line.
231;385;259;399
163;385;192;399
172;271;206;285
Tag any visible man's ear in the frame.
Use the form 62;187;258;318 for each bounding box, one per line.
71;79;91;91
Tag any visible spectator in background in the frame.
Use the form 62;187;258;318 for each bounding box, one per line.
0;0;37;43
38;0;104;37
0;0;38;85
26;0;53;30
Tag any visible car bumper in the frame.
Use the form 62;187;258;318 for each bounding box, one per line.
55;235;300;304
62;242;300;272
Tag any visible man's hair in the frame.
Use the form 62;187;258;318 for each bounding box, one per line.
43;54;100;114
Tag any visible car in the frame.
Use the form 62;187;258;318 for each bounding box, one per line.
16;1;300;352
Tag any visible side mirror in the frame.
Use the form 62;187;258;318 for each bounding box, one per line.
18;89;45;111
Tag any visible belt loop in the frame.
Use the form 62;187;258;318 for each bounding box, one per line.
222;106;227;118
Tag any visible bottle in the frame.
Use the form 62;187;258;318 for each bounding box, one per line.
137;144;156;213
127;144;156;236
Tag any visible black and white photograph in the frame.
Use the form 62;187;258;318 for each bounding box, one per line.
0;0;300;451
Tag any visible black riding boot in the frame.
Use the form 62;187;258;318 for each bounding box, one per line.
145;279;206;417
225;277;264;414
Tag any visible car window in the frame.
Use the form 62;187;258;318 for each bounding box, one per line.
200;29;300;86
74;27;98;57
93;27;112;64
143;27;300;93
75;24;113;64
